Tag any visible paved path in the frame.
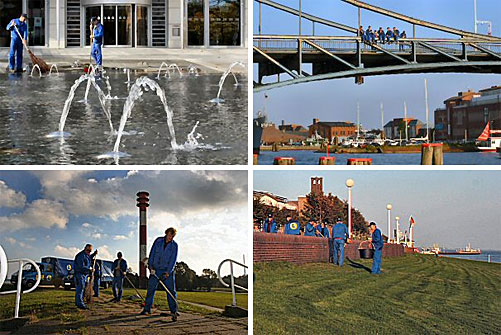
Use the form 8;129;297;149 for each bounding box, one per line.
7;296;247;335
0;48;248;74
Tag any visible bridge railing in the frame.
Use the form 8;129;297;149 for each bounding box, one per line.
0;245;42;318
254;35;501;56
217;259;248;307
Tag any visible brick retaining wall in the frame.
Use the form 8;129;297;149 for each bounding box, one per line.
254;232;405;263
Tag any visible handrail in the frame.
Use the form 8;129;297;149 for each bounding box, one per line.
254;35;501;44
0;245;7;289
217;259;248;307
0;247;42;318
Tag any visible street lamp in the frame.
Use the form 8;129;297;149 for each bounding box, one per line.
345;179;355;238
395;216;400;244
386;204;392;243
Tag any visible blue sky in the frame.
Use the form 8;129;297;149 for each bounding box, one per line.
253;0;501;128
254;170;501;250
0;171;248;277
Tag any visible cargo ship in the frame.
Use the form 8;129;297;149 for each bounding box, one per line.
439;244;482;255
253;113;266;155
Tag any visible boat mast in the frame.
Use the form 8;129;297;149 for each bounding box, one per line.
424;79;430;143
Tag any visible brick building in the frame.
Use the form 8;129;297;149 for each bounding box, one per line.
308;119;356;142
384;118;424;140
434;86;501;141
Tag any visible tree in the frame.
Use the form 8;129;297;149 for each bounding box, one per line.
301;192;368;234
199;268;218;292
175;262;197;291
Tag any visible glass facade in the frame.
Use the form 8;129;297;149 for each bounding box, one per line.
209;0;240;46
0;0;46;47
187;0;204;46
0;0;244;48
136;6;148;46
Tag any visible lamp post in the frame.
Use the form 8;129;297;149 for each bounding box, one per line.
345;179;355;238
395;216;400;244
386;204;392;243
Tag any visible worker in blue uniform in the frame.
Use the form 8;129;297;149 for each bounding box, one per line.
386;27;394;44
365;26;375;44
141;227;179;321
92;260;101;297
6;14;28;73
90;17;104;73
320;219;330;238
332;218;349;266
111;252;128;302
304;219;317;236
73;244;97;309
378;27;385;44
263;214;278;233
359;26;367;42
284;215;300;235
369;222;384;274
393;27;400;44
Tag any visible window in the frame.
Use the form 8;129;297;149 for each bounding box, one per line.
209;0;240;46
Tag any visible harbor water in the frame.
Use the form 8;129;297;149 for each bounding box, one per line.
439;250;501;264
258;150;501;165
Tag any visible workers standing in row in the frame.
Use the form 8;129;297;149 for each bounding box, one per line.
111;252;128;303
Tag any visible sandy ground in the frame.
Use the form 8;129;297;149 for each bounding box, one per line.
5;295;247;335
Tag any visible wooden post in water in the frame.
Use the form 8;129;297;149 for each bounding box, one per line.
319;156;336;165
253;154;258;165
433;144;444;165
347;158;372;165
274;157;296;165
421;143;443;165
272;143;279;152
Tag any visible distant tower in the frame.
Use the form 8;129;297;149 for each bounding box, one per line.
311;177;324;195
136;191;150;288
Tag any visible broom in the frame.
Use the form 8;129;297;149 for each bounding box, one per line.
13;25;50;73
84;256;98;304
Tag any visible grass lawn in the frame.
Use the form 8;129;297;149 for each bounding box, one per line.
254;254;501;335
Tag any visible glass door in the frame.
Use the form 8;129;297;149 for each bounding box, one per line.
136;6;148;46
117;6;132;46
187;0;204;46
209;0;240;46
27;0;45;46
85;6;101;46
103;5;116;45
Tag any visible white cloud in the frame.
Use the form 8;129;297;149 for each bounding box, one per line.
95;245;113;260
112;230;134;240
92;233;106;239
0;180;26;208
54;245;81;258
82;223;92;228
5;237;17;244
0;199;68;232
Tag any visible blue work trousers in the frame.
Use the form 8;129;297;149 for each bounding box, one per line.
9;39;23;71
144;272;177;313
74;273;88;308
112;277;124;301
372;249;383;274
333;239;345;266
91;43;102;66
